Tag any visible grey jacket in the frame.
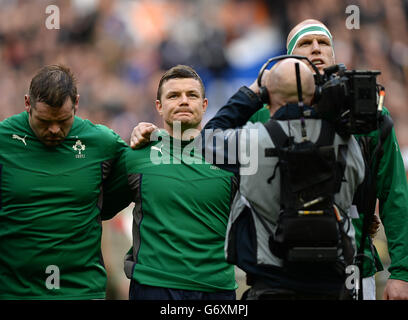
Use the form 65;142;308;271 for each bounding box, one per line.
225;119;365;268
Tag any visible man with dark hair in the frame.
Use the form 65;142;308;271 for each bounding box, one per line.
101;65;237;300
0;64;128;299
28;64;78;112
156;65;206;101
25;65;79;147
131;65;206;147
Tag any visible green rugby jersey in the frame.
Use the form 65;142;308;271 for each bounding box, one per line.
102;132;238;292
0;111;128;299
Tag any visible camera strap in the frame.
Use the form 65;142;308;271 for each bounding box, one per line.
264;117;349;210
263;119;351;260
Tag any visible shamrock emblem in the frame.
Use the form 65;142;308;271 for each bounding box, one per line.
72;140;86;155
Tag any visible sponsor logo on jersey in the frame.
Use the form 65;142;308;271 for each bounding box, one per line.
151;143;163;155
12;134;27;146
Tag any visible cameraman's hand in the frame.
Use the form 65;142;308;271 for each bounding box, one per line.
130;122;158;149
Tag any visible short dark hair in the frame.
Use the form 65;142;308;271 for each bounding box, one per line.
29;64;77;108
156;65;205;101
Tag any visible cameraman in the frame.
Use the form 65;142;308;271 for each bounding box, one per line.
251;19;408;300
203;58;365;299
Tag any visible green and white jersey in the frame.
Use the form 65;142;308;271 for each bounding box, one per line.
102;132;238;292
0;111;128;299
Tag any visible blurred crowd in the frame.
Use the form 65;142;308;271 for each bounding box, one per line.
1;0;408;142
1;0;408;299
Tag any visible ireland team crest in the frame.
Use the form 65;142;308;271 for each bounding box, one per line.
72;140;86;158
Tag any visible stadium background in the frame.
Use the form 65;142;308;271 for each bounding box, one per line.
1;0;407;299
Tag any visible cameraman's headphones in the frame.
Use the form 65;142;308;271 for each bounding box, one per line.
257;54;324;105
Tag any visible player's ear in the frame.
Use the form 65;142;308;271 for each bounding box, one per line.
24;95;31;113
155;100;163;115
202;98;208;113
73;94;79;113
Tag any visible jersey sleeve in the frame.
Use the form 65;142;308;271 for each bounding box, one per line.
98;127;133;220
375;109;408;281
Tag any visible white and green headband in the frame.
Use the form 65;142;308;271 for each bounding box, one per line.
287;24;333;55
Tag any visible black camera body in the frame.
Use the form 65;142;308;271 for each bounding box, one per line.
314;64;381;135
